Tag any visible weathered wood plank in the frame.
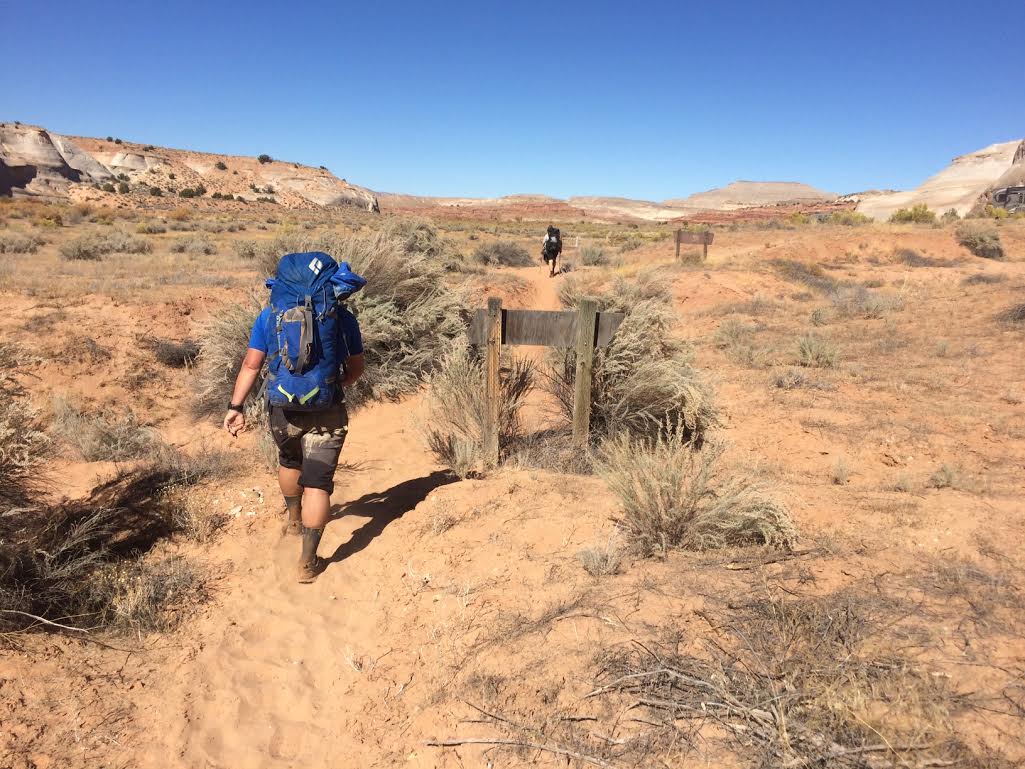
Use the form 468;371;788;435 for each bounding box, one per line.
468;308;624;348
572;299;598;447
676;229;714;245
484;297;502;468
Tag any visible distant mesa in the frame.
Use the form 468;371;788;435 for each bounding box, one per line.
664;180;837;210
0;122;380;212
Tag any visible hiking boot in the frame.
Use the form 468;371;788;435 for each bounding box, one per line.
297;526;324;584
297;557;319;583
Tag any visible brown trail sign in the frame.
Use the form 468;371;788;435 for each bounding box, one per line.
675;228;714;260
468;298;625;466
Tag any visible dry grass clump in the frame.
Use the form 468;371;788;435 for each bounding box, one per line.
577;537;623;577
714;318;764;367
421;341;534;477
956;223;1004;260
472;239;532;267
169;234;217;254
232;238;258;259
136;220;167;234
772;258;839;293
796;332;838;368
544;300;716;444
962;272;1005;286
51;397;161;461
58;230;152;260
382;216;464;269
87;554;203;633
595;428;795;555
828;284;903;318
894;248;957;268
0;232;44;253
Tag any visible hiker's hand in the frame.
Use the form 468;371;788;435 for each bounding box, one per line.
224;410;246;436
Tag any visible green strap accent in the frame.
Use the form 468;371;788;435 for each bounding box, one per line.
276;384;295;403
298;386;320;405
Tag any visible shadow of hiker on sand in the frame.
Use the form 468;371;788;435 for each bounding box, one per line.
324;470;456;566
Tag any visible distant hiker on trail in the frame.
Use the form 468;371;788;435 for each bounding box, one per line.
541;224;562;277
223;252;367;583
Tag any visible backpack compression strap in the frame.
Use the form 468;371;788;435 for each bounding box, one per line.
293;296;315;373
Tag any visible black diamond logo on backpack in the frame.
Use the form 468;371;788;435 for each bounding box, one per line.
308;257;323;275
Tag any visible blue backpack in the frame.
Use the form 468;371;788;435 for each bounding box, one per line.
264;251;366;411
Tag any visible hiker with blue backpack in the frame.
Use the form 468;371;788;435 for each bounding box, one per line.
223;252;367;583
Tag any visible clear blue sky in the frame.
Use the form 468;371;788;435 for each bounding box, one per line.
4;1;1023;200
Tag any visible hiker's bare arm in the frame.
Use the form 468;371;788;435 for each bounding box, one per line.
340;353;365;388
223;348;266;435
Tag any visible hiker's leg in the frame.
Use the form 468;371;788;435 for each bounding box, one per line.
271;408;304;535
296;404;349;582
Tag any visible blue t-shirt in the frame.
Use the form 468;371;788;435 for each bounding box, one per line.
248;306;364;358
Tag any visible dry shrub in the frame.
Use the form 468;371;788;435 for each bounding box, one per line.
51;397;161;461
0;345;49;511
895;248;957;268
962;272;1005;286
997;302;1025;325
772;258;838;293
88;554;202;633
232;238;258;259
956;223;1004;260
170;234;217;254
579;244;608;266
147;338;200;367
472;239;532;267
382;216;464;270
596;429;794;555
191;298;265;421
559;268;673;313
421;341;534;477
136;220;167;234
58;230;152;260
587;584;1010;768
0;448;228;634
0;232;44;254
544;300;716;443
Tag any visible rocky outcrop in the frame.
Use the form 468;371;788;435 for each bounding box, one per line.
1;122;379;212
856;139;1023;220
0;124;111;197
665;181;837;210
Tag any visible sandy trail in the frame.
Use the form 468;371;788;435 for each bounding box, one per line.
136;265;564;768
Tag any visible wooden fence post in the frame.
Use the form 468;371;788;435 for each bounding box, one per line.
674;229;681;260
703;235;708;262
484;296;502;468
572;298;598;448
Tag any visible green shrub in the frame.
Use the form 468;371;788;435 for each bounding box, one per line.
796;333;838;368
101;182;115;193
150;186;162;197
179;188;197;198
580;244;608;266
940;208;960;223
595;428;796;556
215;161;227;170
117;182;129;194
257;154;272;164
956;223;1004;260
889;204;935;224
472;240;532;267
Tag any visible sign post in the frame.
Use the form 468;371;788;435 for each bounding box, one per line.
469;299;624;458
675;229;715;261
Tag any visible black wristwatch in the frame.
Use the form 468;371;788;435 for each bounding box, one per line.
228;402;245;413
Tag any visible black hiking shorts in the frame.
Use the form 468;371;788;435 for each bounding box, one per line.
269;402;349;493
